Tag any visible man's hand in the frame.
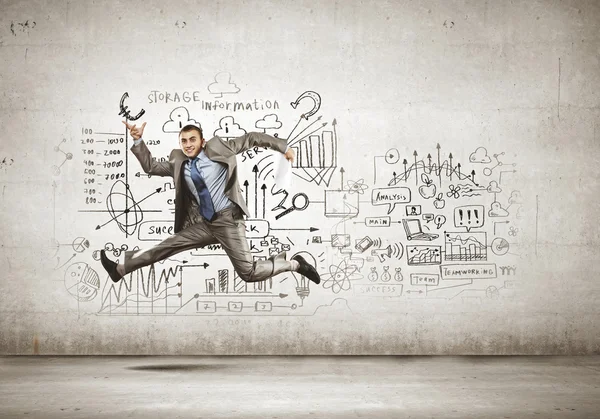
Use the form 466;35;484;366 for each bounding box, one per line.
284;148;295;163
123;120;146;141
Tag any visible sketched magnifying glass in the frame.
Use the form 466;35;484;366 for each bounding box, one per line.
275;193;310;220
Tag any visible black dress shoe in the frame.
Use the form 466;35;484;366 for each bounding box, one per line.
100;250;123;283
292;255;321;285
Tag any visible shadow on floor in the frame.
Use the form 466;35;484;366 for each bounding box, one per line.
127;364;229;372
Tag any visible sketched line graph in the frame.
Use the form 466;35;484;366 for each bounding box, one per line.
444;232;488;262
98;264;182;315
389;146;483;188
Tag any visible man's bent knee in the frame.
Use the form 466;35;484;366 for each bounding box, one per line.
235;263;255;282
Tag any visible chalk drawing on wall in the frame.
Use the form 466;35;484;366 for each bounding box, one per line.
290;91;322;120
255;114;283;133
213;116;247;139
208;72;240;98
52;138;73;175
163;106;201;133
118;92;145;121
64;262;101;302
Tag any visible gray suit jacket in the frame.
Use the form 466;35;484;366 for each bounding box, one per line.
131;132;288;233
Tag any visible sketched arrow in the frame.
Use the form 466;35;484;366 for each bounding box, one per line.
340;167;345;190
449;153;453;179
261;184;267;219
290;90;321;120
290;122;328;148
332;118;338;167
271;227;319;232
253;165;259;218
184;263;209;269
403;159;408;183
243;180;249;203
436;143;441;186
57;253;76;270
288;115;323;145
95;187;162;230
413;150;418;185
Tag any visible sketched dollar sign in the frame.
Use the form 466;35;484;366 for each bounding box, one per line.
290;91;321;120
118;92;146;121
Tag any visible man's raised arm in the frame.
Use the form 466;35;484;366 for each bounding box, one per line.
225;132;295;163
124;120;173;177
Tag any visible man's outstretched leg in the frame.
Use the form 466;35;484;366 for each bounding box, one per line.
100;220;217;282
210;206;321;284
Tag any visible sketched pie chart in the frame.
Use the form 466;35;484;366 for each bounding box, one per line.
64;262;101;302
72;237;89;253
491;237;509;256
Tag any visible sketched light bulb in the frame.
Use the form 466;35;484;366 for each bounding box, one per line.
291;251;316;302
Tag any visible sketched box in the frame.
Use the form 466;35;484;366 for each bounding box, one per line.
331;234;351;247
324;190;359;218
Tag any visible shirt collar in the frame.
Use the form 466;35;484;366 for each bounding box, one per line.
189;149;206;163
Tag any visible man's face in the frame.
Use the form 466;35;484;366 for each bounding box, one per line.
180;129;204;159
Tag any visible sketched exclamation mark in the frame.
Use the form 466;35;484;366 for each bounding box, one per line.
467;210;471;224
459;209;463;224
474;209;479;225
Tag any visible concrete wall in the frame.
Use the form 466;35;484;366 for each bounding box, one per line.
0;0;598;354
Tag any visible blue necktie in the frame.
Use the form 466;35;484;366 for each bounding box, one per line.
190;157;216;221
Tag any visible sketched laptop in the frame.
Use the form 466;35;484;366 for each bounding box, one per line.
402;219;439;241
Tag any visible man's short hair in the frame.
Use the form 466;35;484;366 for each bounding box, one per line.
179;124;203;139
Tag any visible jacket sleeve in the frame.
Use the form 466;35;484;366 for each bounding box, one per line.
130;140;173;177
225;132;288;155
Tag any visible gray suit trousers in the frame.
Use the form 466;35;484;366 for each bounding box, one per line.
123;206;293;282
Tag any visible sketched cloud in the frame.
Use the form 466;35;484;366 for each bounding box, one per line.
469;147;492;163
488;201;509;217
163;107;201;133
508;190;523;205
486;180;502;193
313;298;354;316
208;72;240;97
255;114;282;130
214;116;246;138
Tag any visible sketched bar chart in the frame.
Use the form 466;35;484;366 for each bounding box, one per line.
291;130;335;169
444;232;488;262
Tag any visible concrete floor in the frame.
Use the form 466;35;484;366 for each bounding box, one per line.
0;356;599;418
